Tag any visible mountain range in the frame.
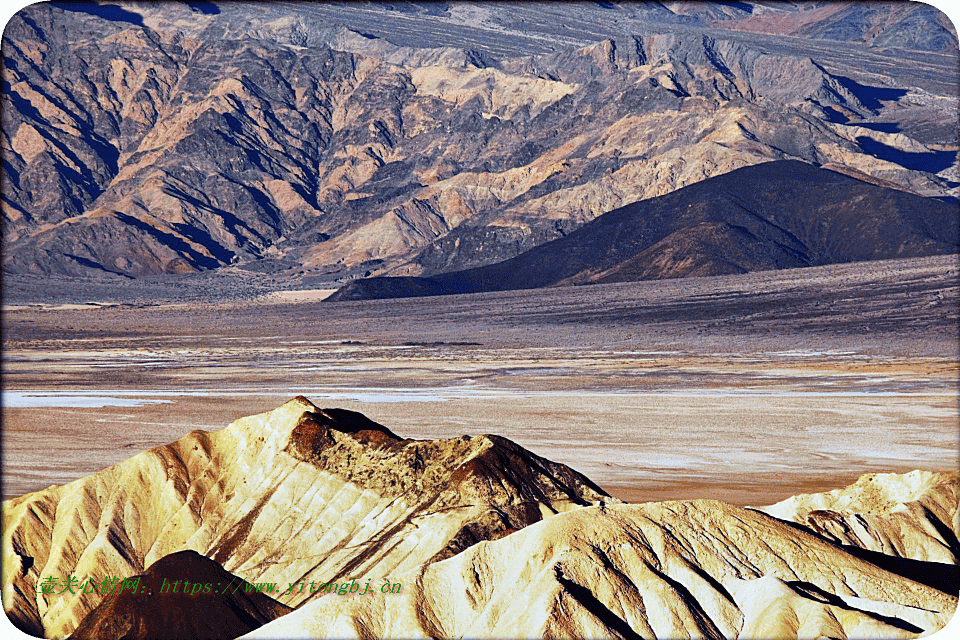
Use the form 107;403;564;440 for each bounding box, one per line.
2;1;956;285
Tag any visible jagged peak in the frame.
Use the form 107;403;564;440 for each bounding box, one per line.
272;398;610;508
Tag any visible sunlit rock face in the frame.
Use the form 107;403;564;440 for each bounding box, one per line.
760;470;960;564
241;497;957;640
1;397;608;637
2;2;956;280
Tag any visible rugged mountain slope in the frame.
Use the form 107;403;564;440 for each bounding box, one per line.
326;160;959;300
2;2;956;280
69;550;292;640
1;397;608;637
241;497;957;640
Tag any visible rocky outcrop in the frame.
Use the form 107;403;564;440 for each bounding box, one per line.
2;2;956;280
326;160;959;300
1;398;607;638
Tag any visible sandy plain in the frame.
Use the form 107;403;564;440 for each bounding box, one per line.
2;255;957;505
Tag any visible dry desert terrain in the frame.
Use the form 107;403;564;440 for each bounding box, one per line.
3;255;956;505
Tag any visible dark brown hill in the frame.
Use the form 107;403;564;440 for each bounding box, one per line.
68;550;291;640
327;160;959;301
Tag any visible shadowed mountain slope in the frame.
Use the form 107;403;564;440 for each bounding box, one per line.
327;160;959;301
68;550;291;640
2;398;608;638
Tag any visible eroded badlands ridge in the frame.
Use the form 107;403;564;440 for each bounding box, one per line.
242;499;956;640
2;397;607;637
762;470;960;565
2;399;957;639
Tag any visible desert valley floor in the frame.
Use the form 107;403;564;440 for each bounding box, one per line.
2;255;959;639
3;255;957;506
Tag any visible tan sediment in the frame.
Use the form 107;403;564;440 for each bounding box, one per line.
257;289;338;303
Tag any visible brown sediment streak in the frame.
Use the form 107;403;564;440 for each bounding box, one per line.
209;485;279;565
